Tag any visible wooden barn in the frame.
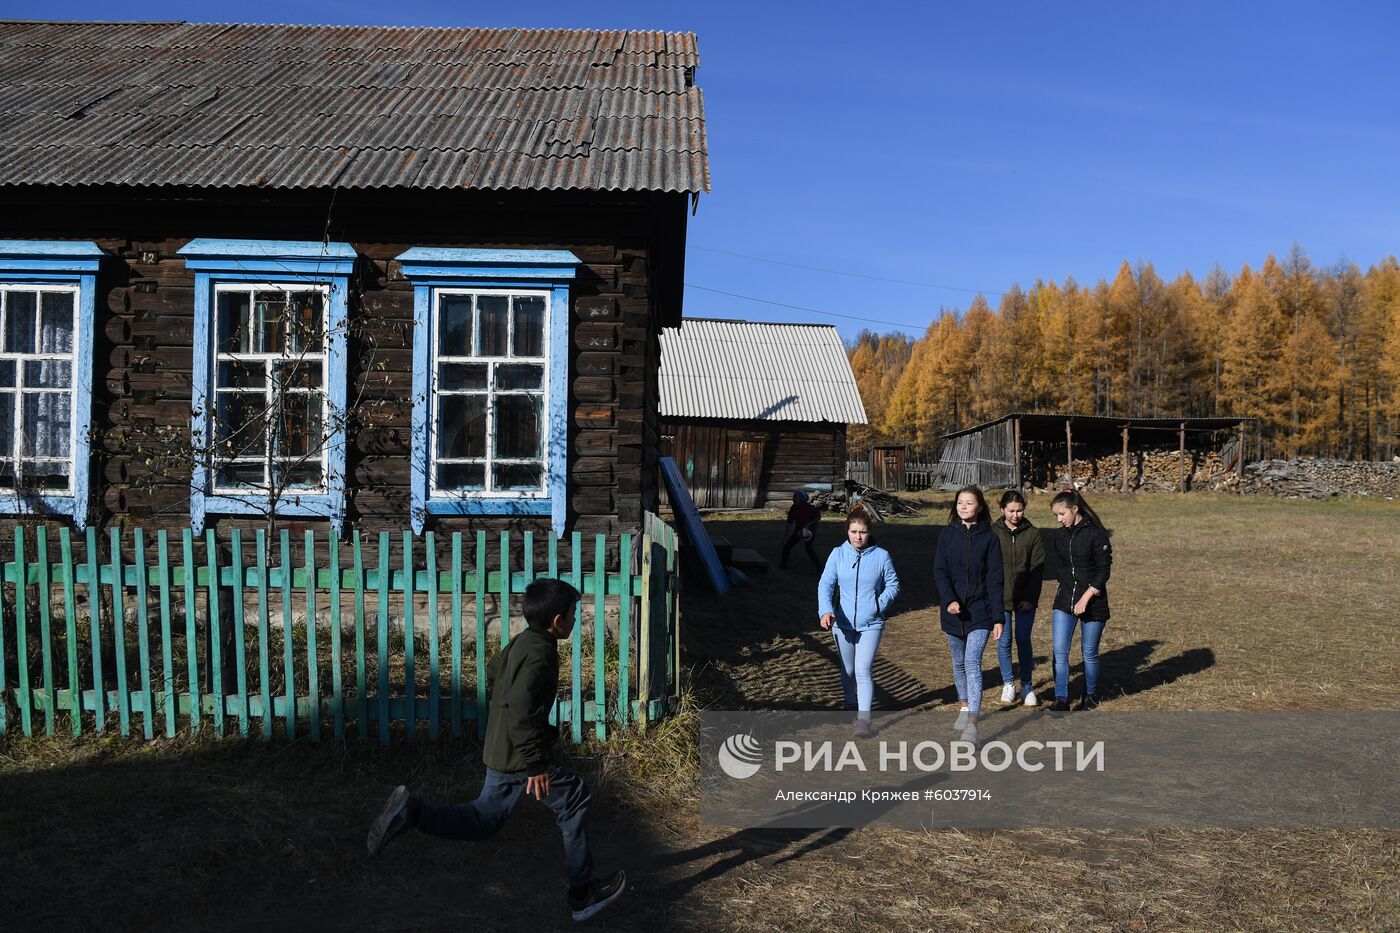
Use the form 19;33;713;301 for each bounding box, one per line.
0;21;710;540
658;319;867;508
932;412;1252;492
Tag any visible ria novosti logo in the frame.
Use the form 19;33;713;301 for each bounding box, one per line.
717;733;763;779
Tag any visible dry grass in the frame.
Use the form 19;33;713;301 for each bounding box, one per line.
2;493;1398;931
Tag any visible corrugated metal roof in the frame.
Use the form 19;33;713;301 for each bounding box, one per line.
659;319;868;425
0;20;709;193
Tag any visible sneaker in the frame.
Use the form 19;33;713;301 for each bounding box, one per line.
367;785;417;856
959;723;980;747
1048;698;1071;713
1075;694;1101;711
569;870;627;922
999;683;1017;705
953;706;969;731
1022;686;1039;707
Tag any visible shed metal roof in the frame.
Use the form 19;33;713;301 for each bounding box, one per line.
659;318;868;425
0;20;709;193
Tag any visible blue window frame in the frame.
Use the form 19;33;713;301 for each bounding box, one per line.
179;239;355;535
397;248;579;536
0;241;102;531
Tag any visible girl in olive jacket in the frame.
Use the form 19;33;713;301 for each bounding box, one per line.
933;486;1004;743
1047;489;1112;711
991;490;1045;707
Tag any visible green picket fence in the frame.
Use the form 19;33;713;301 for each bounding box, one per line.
0;513;680;745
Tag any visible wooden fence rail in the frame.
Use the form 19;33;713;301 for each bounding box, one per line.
0;515;680;745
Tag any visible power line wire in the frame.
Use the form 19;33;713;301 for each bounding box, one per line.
689;244;1005;297
683;283;932;331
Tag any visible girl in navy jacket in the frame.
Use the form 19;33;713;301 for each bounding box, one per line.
1047;489;1112;711
933;486;1004;744
819;506;900;736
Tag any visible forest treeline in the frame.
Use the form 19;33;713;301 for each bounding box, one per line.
847;247;1400;461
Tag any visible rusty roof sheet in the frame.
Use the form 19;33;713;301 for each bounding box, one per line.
0;20;708;193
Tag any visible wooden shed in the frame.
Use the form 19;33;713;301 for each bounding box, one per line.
0;21;711;540
933;412;1253;492
658;319;867;508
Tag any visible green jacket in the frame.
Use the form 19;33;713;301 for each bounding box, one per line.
483;627;560;775
991;517;1045;611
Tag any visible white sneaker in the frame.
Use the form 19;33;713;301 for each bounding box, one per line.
1023;687;1039;707
953;707;969;731
1000;683;1017;704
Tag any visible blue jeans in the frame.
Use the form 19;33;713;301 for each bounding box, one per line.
1052;609;1105;699
833;624;884;717
997;609;1037;689
417;765;594;886
946;628;992;715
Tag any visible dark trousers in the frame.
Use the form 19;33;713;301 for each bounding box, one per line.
781;532;819;568
417;765;594;887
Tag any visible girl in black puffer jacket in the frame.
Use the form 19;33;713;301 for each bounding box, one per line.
1047;490;1112;712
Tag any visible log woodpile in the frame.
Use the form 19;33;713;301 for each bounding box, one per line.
1047;451;1399;499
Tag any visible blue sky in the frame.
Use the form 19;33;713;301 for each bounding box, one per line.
10;1;1400;337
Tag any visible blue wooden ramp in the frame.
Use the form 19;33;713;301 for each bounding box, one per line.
658;456;730;594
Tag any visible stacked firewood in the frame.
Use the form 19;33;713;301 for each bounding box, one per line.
811;481;923;518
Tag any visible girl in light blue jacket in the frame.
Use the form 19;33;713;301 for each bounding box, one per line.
818;507;900;735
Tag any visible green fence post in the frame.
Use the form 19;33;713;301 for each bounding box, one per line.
132;528;153;740
255;529;272;741
353;531;367;741
593;534;606;740
112;527;130;736
157;531;176;738
36;526;57;736
402;531;415;738
328;528;344;741
499;531;511;648
180;528;199;735
230;529;249;737
571;531;582;743
304;529;320;743
450;532;463;737
376;531;390;746
618;533;631;729
14;527;31;736
84;527;103;731
60;528;80;736
547;533;559;729
474;529;486;740
425;531;439;742
205;529;223;734
279;530;295;741
0;527;6;736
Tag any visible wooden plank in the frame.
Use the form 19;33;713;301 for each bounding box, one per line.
328;528;344;740
593;533;606;740
425;531;439;742
570;531;582;743
0;527;6;735
230;529;249;737
156;531;176;737
304;530;320;743
638;530;652;716
376;531;390;746
36;526;56;736
353;531;368;741
112;527;130;736
180;528;198;735
84;527;104;730
11;528;30;735
60;529;81;736
547;532;559;730
205;529;223;734
617;533;631;728
450;531;463;737
401;531;415;738
279;530;296;741
132;528;153;739
474;529;486;740
255;529;272;741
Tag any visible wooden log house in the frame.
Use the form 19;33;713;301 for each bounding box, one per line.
0;21;711;543
658;319;867;508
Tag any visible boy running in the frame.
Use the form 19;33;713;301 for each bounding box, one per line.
367;577;625;922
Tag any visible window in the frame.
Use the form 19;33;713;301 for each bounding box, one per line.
179;239;354;535
0;241;101;529
398;248;580;536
